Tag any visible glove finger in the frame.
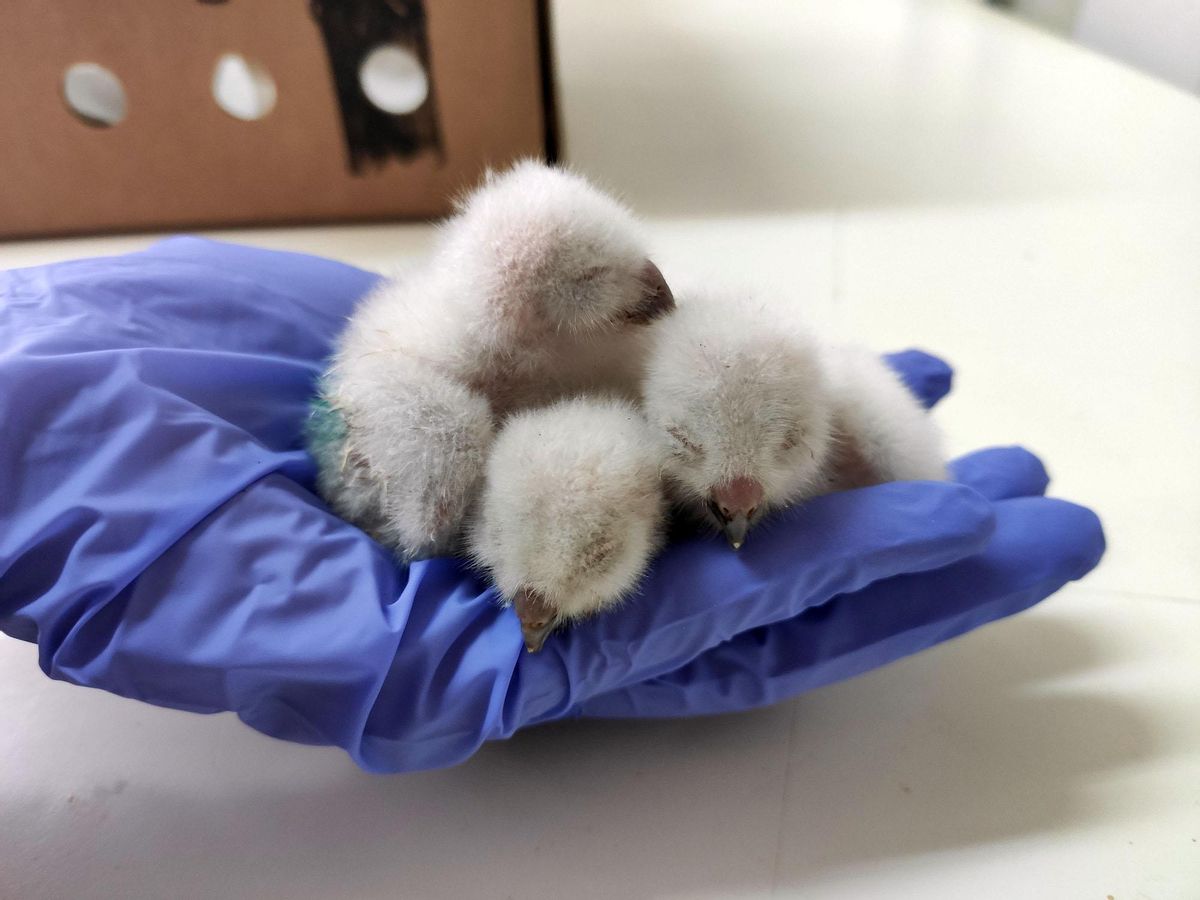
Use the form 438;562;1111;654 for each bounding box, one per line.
577;495;1105;719
512;480;994;725
883;349;953;409
950;446;1050;500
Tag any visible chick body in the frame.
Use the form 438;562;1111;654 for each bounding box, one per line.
642;287;945;547
313;360;494;557
313;162;672;559
820;345;948;491
469;397;666;651
642;288;834;540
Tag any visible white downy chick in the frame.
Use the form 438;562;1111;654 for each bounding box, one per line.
642;288;833;548
819;344;948;491
433;160;675;412
642;288;945;549
469;398;666;652
314;161;673;560
310;364;494;559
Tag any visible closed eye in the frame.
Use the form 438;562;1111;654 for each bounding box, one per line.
575;265;609;285
783;427;816;460
667;426;702;456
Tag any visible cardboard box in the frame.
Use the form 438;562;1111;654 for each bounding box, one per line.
0;0;556;238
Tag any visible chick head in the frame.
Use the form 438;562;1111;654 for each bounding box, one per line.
470;398;665;652
643;290;833;549
446;161;674;337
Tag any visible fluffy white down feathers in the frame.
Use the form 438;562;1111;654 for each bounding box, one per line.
314;161;672;562
642;288;946;548
311;160;947;650
643;289;834;524
821;344;948;489
469;398;665;651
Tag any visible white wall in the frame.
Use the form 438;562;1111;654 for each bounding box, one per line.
1009;0;1084;33
1011;0;1200;94
1074;0;1200;94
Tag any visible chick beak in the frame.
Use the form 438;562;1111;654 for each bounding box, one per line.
709;476;766;551
514;586;558;654
521;621;555;654
624;259;676;324
723;514;750;551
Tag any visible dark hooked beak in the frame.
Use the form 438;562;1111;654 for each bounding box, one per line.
723;514;750;551
521;621;556;654
707;476;765;551
514;586;558;653
624;259;676;324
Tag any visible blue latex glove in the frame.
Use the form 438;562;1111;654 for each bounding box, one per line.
0;238;1105;773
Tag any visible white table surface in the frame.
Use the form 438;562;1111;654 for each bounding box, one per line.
3;1;1198;897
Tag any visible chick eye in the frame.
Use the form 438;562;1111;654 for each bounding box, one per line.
783;427;816;460
667;426;702;456
575;265;608;285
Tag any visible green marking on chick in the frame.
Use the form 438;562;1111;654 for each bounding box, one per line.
306;381;348;472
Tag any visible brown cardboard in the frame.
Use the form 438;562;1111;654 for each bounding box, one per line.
0;0;552;238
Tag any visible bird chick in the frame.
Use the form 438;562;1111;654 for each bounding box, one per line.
469;398;666;652
434;159;675;412
642;289;833;548
314;161;673;560
310;364;494;559
642;288;945;549
819;344;948;490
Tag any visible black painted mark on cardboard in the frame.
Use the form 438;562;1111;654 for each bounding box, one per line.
309;0;443;173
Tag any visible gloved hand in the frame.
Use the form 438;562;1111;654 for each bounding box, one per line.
0;238;1105;773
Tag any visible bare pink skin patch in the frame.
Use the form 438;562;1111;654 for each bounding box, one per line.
711;476;765;519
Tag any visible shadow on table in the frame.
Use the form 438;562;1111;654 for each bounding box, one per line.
3;610;1160;899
